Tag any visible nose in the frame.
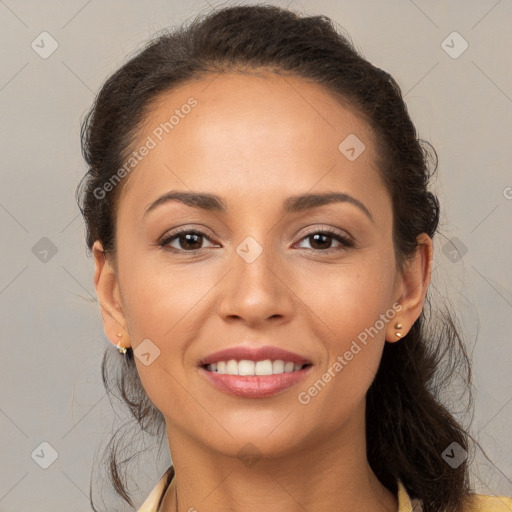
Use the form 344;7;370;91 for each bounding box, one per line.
217;240;294;328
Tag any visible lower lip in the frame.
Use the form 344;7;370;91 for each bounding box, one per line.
199;365;313;398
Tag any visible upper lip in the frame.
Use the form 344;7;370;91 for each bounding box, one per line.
199;344;312;366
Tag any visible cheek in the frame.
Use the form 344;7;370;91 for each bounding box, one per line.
119;256;213;342
117;256;210;398
301;252;396;342
298;254;395;401
122;264;204;417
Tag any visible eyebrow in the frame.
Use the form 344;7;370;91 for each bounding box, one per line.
143;190;373;222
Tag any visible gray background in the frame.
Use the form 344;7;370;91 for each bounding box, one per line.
1;0;511;510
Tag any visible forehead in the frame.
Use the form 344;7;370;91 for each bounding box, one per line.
118;71;386;216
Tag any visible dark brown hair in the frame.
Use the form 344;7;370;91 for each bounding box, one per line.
77;4;478;511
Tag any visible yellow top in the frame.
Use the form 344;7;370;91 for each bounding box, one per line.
137;465;512;512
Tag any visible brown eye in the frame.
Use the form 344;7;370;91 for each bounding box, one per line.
295;229;354;252
159;229;216;252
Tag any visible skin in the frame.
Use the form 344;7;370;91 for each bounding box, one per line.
93;71;433;512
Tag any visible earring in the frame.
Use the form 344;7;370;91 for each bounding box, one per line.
394;322;403;338
116;332;127;354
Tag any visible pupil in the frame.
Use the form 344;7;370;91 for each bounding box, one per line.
311;233;330;250
182;233;201;250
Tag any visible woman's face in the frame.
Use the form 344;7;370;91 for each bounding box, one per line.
94;71;427;459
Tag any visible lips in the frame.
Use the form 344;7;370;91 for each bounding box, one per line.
198;344;312;367
197;343;314;398
199;365;313;398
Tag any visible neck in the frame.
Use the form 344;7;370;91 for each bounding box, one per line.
160;402;397;512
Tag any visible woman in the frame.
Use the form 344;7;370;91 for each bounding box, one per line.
76;4;511;512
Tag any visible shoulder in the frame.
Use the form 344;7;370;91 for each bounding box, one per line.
462;492;512;511
137;465;175;512
397;479;512;512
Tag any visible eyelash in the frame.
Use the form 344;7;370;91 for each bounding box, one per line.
158;227;355;254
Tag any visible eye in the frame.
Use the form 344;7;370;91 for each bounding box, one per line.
159;228;218;253
294;228;354;252
158;227;354;254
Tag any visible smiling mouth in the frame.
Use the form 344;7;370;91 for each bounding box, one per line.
201;360;313;376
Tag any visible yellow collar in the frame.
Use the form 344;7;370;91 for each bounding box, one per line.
137;467;419;512
137;467;512;511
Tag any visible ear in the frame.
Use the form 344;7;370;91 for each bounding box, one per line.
386;233;433;342
92;240;130;349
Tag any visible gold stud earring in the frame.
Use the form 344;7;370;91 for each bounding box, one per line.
116;332;127;354
394;322;403;338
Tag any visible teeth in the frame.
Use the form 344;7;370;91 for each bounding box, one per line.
272;360;284;374
226;359;238;375
206;359;305;376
